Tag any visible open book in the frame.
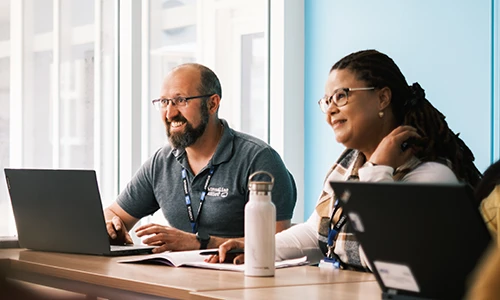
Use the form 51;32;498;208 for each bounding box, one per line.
119;249;309;272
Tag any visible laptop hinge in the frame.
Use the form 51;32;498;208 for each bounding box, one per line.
382;289;431;300
387;289;398;295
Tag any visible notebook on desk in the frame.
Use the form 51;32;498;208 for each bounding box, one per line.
329;181;491;300
4;168;154;256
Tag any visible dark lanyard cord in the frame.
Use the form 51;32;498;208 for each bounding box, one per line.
328;198;347;247
181;166;215;233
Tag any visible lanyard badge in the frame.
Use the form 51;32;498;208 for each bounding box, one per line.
321;198;347;269
181;166;215;233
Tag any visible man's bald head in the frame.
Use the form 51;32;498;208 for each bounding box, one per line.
168;63;222;99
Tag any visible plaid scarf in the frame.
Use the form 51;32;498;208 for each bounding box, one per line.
316;148;424;271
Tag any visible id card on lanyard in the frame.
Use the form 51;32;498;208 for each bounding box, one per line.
181;166;215;233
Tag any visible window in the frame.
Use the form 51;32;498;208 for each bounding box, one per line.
146;0;268;155
0;0;277;236
1;0;117;236
0;0;11;236
144;0;269;224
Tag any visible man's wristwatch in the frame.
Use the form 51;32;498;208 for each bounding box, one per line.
196;229;211;250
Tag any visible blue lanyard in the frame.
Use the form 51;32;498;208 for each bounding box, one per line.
181;166;215;233
328;199;347;243
326;198;347;263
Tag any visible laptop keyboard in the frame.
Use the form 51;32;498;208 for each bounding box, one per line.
111;244;153;251
111;245;135;251
108;244;155;256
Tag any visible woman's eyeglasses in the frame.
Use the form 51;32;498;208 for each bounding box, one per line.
318;87;375;113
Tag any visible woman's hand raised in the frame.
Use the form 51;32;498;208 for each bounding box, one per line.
369;125;421;169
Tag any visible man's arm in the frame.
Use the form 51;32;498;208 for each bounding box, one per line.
207;220;289;250
248;149;297;233
134;220;290;253
276;219;291;233
135;223;245;253
104;202;140;245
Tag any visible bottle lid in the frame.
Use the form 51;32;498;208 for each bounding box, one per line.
248;171;274;192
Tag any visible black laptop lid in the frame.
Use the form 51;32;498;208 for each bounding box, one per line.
5;169;112;255
329;181;491;300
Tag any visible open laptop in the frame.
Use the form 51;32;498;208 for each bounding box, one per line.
329;181;491;300
4;168;155;256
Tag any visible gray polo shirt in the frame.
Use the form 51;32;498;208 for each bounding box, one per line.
117;119;296;238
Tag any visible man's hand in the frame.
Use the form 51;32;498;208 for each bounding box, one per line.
135;223;199;253
204;239;245;264
106;216;133;245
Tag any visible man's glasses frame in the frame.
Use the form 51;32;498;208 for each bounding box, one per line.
152;94;213;111
318;87;375;113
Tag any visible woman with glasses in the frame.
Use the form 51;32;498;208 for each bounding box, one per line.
207;49;482;271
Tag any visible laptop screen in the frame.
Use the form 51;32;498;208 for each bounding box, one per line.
5;168;153;256
330;181;491;300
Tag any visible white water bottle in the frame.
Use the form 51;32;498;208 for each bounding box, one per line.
244;171;276;277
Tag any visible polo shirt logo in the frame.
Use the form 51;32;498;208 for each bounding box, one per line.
207;186;229;198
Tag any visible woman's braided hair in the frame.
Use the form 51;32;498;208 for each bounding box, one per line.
331;49;482;189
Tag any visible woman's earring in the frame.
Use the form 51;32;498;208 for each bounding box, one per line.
378;111;384;118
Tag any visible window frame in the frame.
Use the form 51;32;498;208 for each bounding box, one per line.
1;0;307;237
269;0;305;222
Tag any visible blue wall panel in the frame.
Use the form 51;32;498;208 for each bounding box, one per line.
304;0;492;219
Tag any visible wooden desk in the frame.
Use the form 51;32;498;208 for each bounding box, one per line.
0;249;380;299
190;281;382;300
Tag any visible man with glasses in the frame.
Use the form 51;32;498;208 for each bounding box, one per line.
104;63;296;253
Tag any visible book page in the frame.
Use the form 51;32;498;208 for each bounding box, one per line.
119;249;309;271
184;256;309;272
119;249;208;267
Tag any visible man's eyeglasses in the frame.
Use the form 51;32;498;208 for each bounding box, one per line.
318;87;375;113
152;94;213;111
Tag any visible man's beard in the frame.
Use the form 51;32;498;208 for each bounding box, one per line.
166;100;210;149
